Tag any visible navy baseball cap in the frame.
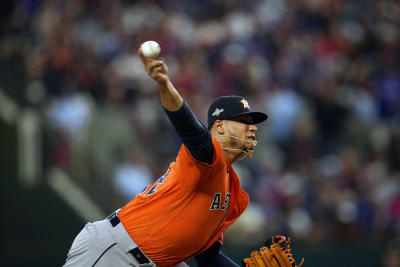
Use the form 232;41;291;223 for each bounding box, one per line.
207;95;268;129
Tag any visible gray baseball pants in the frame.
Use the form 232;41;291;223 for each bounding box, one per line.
63;213;189;267
63;215;156;267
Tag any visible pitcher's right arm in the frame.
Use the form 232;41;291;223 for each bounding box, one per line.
139;48;183;112
138;48;213;164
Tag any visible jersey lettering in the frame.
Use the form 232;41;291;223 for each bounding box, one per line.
221;193;231;210
210;193;231;211
144;168;170;195
210;193;221;210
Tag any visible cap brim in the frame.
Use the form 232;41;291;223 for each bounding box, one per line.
229;111;268;124
207;111;268;129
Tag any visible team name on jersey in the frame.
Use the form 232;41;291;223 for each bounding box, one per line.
210;193;231;211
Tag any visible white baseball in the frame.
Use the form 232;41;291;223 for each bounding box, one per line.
140;41;161;59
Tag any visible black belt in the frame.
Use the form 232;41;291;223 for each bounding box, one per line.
107;212;151;265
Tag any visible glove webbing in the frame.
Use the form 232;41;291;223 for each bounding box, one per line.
266;236;304;267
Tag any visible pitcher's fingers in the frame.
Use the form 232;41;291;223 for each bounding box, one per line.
151;66;163;77
151;65;163;73
138;48;148;64
159;60;168;74
148;61;164;73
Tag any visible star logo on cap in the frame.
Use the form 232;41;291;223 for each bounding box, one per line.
240;99;250;109
212;108;224;117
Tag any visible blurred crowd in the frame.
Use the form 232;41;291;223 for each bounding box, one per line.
1;0;400;247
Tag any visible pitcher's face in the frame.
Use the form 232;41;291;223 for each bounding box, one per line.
223;115;258;152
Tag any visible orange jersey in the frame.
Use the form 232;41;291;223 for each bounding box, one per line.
118;137;249;266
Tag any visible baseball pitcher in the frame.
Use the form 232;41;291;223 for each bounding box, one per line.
63;47;303;267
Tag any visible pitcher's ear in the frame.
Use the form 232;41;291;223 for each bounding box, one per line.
214;120;225;135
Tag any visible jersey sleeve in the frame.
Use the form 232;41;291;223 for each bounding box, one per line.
164;102;214;164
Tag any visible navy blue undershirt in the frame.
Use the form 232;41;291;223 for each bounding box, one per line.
164;102;214;164
164;102;239;267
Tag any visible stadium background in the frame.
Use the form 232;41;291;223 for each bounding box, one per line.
1;0;399;266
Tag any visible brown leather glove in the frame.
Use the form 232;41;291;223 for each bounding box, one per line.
242;235;304;267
